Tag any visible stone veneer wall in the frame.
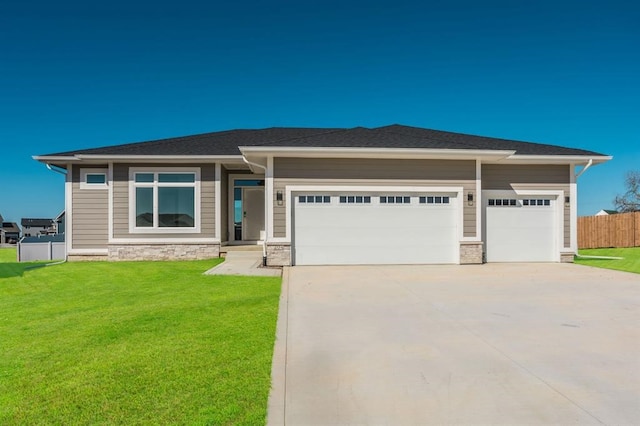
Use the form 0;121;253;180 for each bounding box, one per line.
459;242;483;264
68;255;109;262
266;244;291;266
108;244;220;261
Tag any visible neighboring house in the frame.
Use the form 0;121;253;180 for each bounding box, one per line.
0;214;4;244
595;209;618;216
54;211;66;235
21;218;55;237
1;221;21;244
34;125;611;265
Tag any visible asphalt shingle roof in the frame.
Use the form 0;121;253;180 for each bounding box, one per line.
41;125;606;157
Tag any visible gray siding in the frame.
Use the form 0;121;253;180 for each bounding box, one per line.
273;158;476;238
482;164;571;247
112;163;216;239
72;166;108;249
220;167;229;242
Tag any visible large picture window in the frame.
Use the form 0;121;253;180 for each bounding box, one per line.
130;169;200;232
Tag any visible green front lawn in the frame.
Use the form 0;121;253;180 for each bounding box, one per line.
0;250;281;425
575;247;640;274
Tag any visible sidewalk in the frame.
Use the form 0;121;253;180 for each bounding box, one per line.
204;251;281;277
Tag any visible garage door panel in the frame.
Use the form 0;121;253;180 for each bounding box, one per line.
293;194;458;265
484;195;557;262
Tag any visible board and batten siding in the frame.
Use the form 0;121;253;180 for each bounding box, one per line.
481;164;571;247
112;163;216;239
273;158;477;239
71;166;108;249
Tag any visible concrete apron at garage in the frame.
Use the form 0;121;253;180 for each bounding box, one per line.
268;263;640;425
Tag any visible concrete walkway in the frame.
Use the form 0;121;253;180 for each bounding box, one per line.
204;251;281;276
268;263;640;425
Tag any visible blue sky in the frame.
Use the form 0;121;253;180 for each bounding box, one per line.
1;0;638;224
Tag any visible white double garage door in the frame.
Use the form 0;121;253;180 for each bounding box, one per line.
291;189;561;265
292;190;459;266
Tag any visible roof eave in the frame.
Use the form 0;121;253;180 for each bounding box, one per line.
494;155;613;165
34;154;246;164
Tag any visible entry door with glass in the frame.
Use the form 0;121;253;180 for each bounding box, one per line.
233;179;265;241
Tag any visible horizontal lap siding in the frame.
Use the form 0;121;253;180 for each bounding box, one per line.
482;164;571;247
112;164;216;239
273;158;476;238
72;166;108;249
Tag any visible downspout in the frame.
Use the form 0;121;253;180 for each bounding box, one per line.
46;163;68;176
44;163;68;264
575;158;593;179
242;156;268;265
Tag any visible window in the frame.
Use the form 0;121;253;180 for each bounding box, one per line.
419;196;450;204
380;196;411;204
523;199;551;206
488;199;517;207
298;195;331;204
80;168;108;189
339;195;371;204
130;169;200;232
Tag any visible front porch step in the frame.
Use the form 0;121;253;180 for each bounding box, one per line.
220;244;264;254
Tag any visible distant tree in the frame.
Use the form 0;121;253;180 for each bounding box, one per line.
613;171;640;212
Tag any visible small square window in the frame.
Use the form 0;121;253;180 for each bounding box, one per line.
403;196;410;203
443;196;450;204
356;196;363;203
544;199;550;206
419;196;426;204
387;197;395;204
380;196;387;203
299;196;306;203
86;174;106;184
364;196;371;203
488;199;495;206
427;196;434;204
510;199;517;206
435;196;442;204
323;196;331;203
523;200;529;206
307;196;315;203
537;199;543;206
348;196;355;203
315;196;323;203
340;196;347;203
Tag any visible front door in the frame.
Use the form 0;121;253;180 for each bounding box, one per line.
242;187;265;241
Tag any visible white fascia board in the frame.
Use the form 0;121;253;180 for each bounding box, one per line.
35;154;246;164
33;155;79;163
490;155;613;165
238;146;515;160
76;155;244;163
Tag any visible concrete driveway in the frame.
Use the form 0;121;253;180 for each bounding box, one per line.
268;263;640;425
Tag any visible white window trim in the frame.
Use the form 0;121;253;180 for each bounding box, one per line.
128;167;201;234
80;168;108;189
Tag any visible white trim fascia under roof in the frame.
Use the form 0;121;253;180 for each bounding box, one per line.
34;154;246;163
487;155;612;165
240;146;515;160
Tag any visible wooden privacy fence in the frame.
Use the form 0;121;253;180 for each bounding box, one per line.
578;212;640;249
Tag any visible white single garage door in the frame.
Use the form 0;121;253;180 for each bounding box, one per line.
484;194;558;262
292;192;458;265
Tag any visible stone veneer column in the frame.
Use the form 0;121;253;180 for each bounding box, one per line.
459;242;483;264
266;243;291;266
